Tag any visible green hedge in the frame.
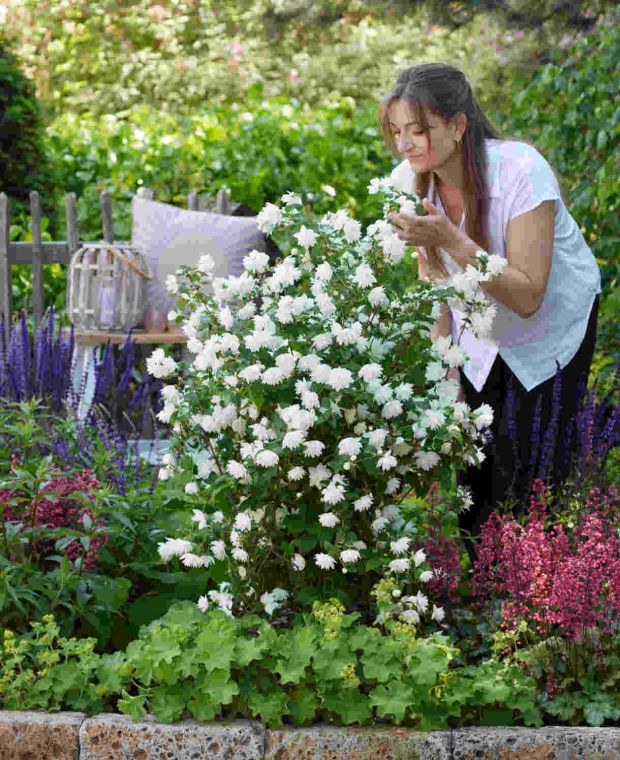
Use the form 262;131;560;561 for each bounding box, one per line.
504;21;620;377
5;1;535;119
45;99;392;241
0;37;57;213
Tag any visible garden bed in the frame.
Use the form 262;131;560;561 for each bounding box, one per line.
2;711;620;759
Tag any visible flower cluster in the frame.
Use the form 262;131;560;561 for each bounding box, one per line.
150;178;507;621
473;479;620;640
371;565;445;630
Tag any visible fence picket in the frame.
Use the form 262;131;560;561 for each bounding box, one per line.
100;192;114;243
66;193;79;254
215;188;229;214
30;191;44;325
3;186;240;325
0;193;12;327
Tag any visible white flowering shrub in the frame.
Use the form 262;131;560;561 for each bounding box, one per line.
148;179;506;627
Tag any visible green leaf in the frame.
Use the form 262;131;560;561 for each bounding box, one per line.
274;625;316;684
149;685;186;723
247;688;290;726
96;652;129;694
188;695;220;722
544;693;577;721
313;645;355;683
235;635;269;667
360;644;398;683
370;679;415;723
348;626;381;653
200;669;239;705
289;687;318;725
323;688;372;725
194;624;236;671
583;697;620;727
406;638;452;687
89;575;132;612
117;690;147;721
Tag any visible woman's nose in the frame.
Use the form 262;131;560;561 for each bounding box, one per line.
396;132;412;152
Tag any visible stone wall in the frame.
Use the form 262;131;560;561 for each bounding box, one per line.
2;711;620;759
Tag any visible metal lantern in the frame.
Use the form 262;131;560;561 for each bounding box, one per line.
67;242;152;332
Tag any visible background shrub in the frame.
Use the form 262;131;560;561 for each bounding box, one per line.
0;37;57;211
505;20;620;379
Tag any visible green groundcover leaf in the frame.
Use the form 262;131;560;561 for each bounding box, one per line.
149;684;186;723
289;687;318;725
247;688;290;726
117;690;147;721
323;688;373;725
370;679;416;723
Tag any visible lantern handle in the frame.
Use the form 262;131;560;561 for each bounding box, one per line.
81;243;153;279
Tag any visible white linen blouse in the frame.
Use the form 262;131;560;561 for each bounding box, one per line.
390;138;601;392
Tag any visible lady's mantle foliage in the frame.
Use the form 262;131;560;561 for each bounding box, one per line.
148;179;506;622
0;601;540;728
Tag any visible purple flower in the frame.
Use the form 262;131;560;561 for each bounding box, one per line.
537;362;562;484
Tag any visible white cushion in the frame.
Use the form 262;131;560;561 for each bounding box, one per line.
131;196;266;313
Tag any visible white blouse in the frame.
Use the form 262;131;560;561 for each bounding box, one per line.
390;138;601;392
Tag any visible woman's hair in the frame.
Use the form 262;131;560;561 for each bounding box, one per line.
378;63;502;279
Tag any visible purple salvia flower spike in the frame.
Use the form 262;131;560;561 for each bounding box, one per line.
537;361;563;485
527;394;544;493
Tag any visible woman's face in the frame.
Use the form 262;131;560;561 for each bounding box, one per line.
387;99;460;174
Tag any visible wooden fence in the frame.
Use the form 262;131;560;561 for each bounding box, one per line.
0;187;232;327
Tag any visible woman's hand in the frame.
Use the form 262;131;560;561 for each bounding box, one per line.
389;198;462;251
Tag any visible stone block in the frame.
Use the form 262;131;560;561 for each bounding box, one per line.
0;710;84;760
79;714;265;759
265;725;452;760
452;726;620;760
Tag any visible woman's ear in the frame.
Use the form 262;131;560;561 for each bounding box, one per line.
453;112;467;141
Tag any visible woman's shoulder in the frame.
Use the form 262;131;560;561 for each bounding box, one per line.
485;138;550;172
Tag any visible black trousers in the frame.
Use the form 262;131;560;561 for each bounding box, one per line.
457;294;600;548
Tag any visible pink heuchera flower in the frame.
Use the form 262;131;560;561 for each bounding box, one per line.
1;460;108;573
473;479;620;640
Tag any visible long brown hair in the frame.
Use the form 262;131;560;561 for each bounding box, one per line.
378;63;501;279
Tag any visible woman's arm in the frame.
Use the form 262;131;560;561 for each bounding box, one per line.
443;201;555;319
431;301;451;342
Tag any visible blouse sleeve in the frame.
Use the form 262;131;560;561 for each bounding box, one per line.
505;145;561;222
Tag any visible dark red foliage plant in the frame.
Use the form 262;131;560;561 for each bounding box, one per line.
473;478;620;641
0;458;108;573
421;480;463;606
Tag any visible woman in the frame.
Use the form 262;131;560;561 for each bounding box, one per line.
379;63;601;550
